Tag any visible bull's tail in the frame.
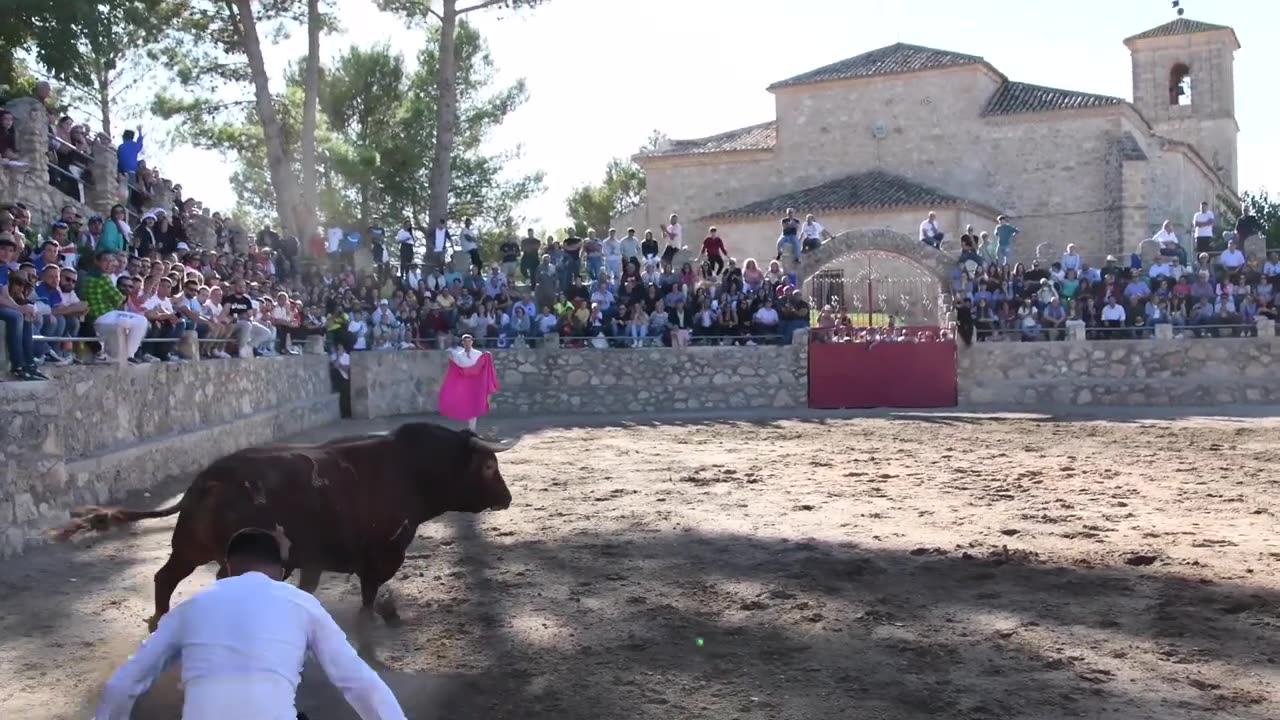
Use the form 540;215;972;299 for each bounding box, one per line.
51;496;187;542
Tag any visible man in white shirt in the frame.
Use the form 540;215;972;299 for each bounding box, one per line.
95;527;404;720
326;226;344;255
1100;296;1126;338
1150;220;1186;265
431;218;451;271
919;212;942;249
460;217;481;270
1148;257;1172;280
1219;239;1246;272
395;221;415;279
800;214;825;251
1192;201;1216;254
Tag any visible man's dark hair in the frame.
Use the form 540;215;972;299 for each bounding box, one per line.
122;130;135;141
226;528;284;566
0;237;16;250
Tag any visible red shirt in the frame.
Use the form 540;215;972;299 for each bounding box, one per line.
702;235;726;257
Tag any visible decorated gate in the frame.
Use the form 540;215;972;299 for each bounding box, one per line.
803;249;957;409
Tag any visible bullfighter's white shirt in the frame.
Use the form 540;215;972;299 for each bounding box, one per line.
450;347;482;368
95;572;404;720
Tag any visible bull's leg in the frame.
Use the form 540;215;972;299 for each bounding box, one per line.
359;554;404;628
149;554;198;632
297;568;322;594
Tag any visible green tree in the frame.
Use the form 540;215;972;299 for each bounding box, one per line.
1239;189;1280;251
564;131;665;234
373;0;549;232
182;25;541;244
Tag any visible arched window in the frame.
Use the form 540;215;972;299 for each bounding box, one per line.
1169;63;1192;106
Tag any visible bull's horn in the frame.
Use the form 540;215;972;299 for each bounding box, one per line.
470;436;518;453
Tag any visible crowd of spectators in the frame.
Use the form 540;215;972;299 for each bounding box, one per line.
946;203;1274;344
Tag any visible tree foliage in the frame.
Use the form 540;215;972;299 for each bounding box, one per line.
178;23;541;236
1;1;172;86
564;131;666;236
1239;189;1280;251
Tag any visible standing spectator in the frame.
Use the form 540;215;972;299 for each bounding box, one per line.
117;126;144;182
519;228;541;285
1191;201;1216;255
1235;208;1260;246
582;230;603;282
619;228;641;269
919;211;943;250
994;215;1018;263
700;226;728;276
800;213;825;251
460;217;481;270
561;230;583;286
661;214;683;265
395;221;415;280
0;235;44;380
777;208;802;262
431;218;451;268
0;109;18;161
499;233;520;282
602;228;622;282
81;251;148;363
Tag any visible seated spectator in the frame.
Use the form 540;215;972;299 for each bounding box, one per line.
1150;220;1186;266
1100;296;1126;337
138;276;183;362
1220;239;1246;273
81;251;149;363
752;297;780;341
1041;297;1067;340
1123;276;1151;303
0;235;45;380
32;264;76;365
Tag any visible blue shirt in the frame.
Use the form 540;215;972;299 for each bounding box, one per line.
0;263;12;286
117;134;144;174
35;283;62;308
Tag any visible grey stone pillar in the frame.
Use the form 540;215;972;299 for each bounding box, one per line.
178;330;200;360
1255;317;1275;338
86;139;120;214
5;97;47;169
1069;323;1087;342
1154;323;1174;340
305;334;325;354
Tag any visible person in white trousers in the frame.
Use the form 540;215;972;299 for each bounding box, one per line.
83;262;149;362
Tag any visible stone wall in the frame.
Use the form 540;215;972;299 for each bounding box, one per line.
350;341;809;420
957;335;1280;407
0;356;339;557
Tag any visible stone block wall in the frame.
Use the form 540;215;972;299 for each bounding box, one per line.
957;336;1280;407
350;342;809;420
0;356;339;557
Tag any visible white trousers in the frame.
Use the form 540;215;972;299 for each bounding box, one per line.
237;319;273;348
94;311;150;359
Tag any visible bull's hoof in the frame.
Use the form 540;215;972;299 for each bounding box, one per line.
374;588;401;627
146;614;161;633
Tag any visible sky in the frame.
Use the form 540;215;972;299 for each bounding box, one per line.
153;0;1277;228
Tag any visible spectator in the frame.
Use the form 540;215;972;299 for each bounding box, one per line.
32;264;75;365
459;217;481;270
222;279;272;357
602;228;622;282
778;208;802;262
619;228;641;269
0;109;17;161
499;232;520;282
1220;239;1246;273
994;215;1018;263
519;228;541;286
1150;220;1186;266
330;340;352;418
1191;201;1216;255
1100;295;1126;337
0;235;45;380
800;213;825;252
117;126;145;182
80;250;149;363
700;226;728;276
919;211;943;250
138;276;183;362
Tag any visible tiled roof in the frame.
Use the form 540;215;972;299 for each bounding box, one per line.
768;43;985;90
982;81;1127;116
1124;17;1233;42
643;121;776;158
1115;132;1148;162
704;171;963;220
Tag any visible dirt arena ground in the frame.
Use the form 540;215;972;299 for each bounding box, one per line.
1;408;1277;720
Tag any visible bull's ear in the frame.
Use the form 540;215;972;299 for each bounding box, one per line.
469;436;518;454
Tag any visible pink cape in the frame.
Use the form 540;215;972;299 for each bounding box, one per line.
437;351;499;420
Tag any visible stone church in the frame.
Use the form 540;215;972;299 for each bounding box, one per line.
618;17;1240;271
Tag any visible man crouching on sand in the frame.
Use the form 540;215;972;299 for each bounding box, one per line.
94;527;405;720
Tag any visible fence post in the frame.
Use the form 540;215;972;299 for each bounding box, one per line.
1154;323;1174;340
305;334;325;354
178;330;200;360
111;325;128;365
1256;317;1275;338
1069;323;1088;342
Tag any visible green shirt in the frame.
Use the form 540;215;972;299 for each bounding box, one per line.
81;271;124;320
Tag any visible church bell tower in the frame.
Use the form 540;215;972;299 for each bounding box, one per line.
1124;17;1240;191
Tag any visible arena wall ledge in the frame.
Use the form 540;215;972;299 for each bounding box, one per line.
348;334;811;420
0;355;340;557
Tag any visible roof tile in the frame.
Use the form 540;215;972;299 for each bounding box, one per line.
705;171;962;220
768;43;984;91
982;81;1126;116
644;121;776;158
1124;17;1233;42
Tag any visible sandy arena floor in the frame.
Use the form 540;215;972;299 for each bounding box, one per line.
0;409;1277;720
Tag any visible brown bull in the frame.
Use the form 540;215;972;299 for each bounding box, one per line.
56;422;515;631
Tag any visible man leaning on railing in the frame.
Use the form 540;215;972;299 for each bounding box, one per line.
81;250;149;363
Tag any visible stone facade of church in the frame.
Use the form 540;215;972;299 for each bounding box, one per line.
620;17;1240;272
